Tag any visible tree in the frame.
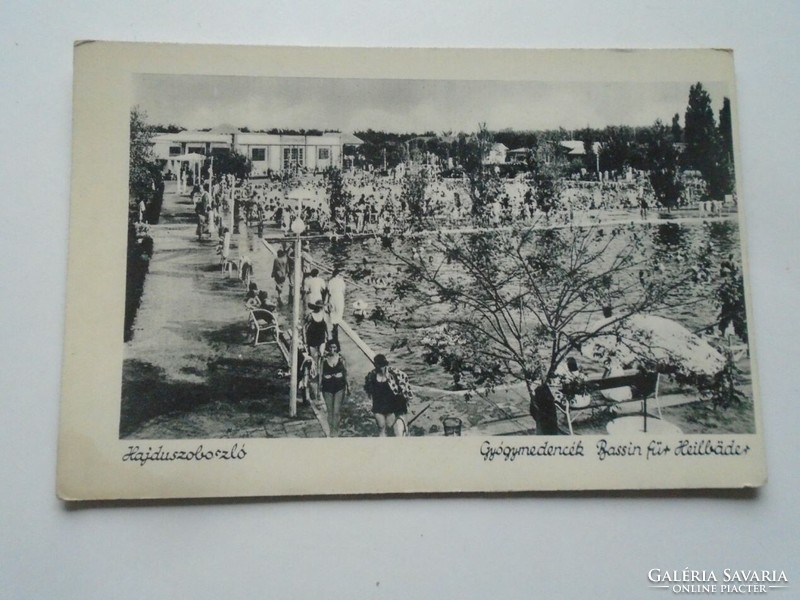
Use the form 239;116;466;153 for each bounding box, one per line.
209;149;251;181
684;83;717;169
684;83;729;199
718;97;735;195
386;215;708;434
671;113;682;143
152;123;185;134
582;138;597;175
323;166;350;216
129;107;158;206
461;124;504;218
718;98;733;159
380;121;740;432
400;168;430;223
529;140;567;212
597;126;635;175
715;256;747;343
642;120;683;209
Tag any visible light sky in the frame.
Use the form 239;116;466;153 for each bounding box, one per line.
134;74;731;134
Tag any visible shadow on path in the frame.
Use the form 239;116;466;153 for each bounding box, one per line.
120;357;293;438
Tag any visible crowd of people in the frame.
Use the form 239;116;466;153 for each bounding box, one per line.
181;162;733;437
226;216;413;437
184;160;738;255
296;267;413;437
191;168;667;244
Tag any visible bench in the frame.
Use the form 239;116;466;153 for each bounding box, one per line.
557;371;659;435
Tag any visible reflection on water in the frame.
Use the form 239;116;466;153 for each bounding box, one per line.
654;222;689;253
707;221;738;256
310;220;744;389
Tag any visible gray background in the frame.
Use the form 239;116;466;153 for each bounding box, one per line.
1;1;798;598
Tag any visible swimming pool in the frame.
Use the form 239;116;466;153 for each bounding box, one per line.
308;217;746;391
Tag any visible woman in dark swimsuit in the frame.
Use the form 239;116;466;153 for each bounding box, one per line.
303;302;329;399
363;354;414;437
320;341;348;437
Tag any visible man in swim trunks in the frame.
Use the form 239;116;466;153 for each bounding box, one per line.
304;268;327;307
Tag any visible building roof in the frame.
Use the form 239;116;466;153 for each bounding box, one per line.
340;133;364;146
154;130;363;146
208;123;239;134
152;131;232;144
560;140;601;156
236;132;354;146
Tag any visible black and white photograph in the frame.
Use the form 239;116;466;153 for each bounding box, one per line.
6;3;800;598
122;72;754;441
55;44;766;500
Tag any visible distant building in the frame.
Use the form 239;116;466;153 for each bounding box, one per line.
152;131;233;160
484;143;508;165
151;129;363;176
506;147;529;164
237;132;354;175
559;140;601;158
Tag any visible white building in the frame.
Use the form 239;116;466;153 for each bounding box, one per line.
236;132;346;175
151;129;363;176
152;131;233;161
560;140;602;158
484;142;508;165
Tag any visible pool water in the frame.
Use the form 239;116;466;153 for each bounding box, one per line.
309;218;747;391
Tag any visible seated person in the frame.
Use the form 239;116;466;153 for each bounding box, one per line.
256;290;275;311
245;283;273;310
600;357;633;402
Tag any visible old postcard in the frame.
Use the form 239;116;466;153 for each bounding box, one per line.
57;43;765;500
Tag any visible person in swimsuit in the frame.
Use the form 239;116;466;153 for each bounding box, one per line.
363;354;414;437
303;301;329;398
303;268;327;307
244;282;261;309
320;340;348;437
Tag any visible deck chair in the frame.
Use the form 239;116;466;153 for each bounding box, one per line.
248;309;278;346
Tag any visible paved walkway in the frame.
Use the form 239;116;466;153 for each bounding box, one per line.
120;182;324;439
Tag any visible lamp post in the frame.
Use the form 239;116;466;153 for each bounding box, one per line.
207;156;215;234
288;210;305;418
229;180;235;233
595;144;600;177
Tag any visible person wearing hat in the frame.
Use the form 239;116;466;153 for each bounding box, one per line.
364;354;414;437
320;340;348;437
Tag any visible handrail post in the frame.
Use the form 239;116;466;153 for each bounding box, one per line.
289;194;303;417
